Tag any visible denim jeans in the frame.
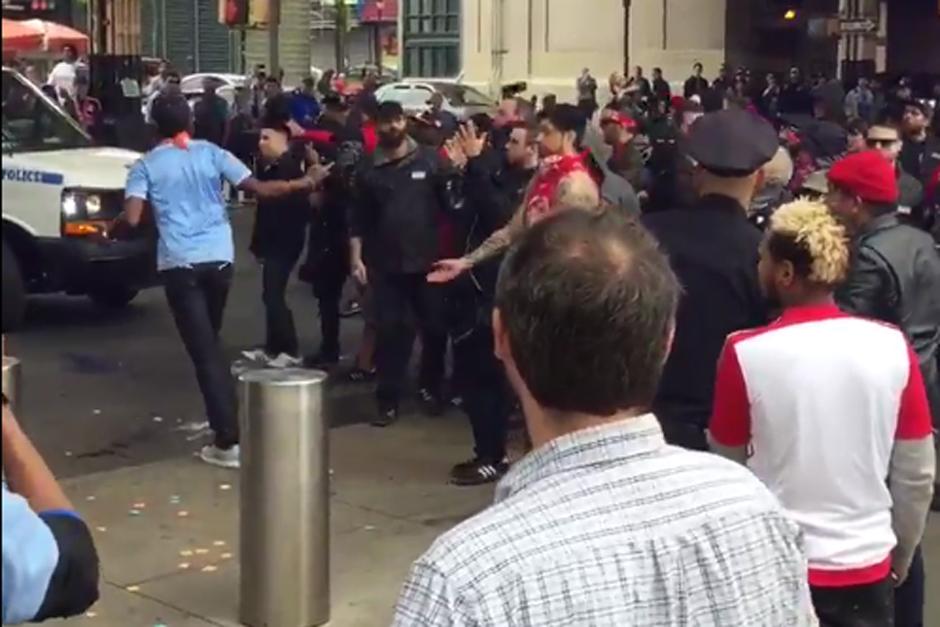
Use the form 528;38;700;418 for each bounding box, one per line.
261;254;300;357
162;262;238;448
811;575;894;627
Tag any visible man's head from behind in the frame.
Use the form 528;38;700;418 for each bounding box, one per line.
151;93;192;139
759;199;849;309
493;211;679;442
826;150;898;234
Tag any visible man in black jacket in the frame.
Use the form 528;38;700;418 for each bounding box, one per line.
350;102;456;427
446;120;538;485
827;149;940;627
642;109;776;451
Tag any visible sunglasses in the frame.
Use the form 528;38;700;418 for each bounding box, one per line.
866;138;897;148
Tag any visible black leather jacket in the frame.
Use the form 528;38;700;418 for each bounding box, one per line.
837;213;940;421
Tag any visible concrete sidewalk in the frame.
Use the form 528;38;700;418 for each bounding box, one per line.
58;416;493;627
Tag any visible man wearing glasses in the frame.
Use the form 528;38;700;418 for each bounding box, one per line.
867;125;924;220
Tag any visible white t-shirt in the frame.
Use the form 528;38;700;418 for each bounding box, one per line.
47;61;77;98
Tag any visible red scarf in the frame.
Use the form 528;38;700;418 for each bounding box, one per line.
525;152;590;224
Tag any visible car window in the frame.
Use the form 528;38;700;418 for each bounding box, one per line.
2;70;91;153
382;86;432;107
435;84;493;107
180;76;205;93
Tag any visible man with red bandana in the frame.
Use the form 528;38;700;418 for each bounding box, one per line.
427;104;599;283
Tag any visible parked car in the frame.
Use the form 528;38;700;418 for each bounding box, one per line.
375;80;495;120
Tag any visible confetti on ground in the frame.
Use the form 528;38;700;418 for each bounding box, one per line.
64;451;73;457
154;623;168;627
201;565;218;573
128;509;142;516
179;549;193;557
178;562;191;570
169;495;181;504
218;483;232;491
212;540;226;547
95;526;107;533
176;510;189;518
92;409;101;415
126;585;141;593
220;552;233;560
363;525;376;531
132;502;147;509
153;416;164;423
85;611;98;618
195;548;209;555
86;496;96;502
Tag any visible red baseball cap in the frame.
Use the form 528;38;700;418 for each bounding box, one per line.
602;111;638;131
827;150;898;204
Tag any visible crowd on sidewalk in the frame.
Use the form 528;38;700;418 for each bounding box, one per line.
3;58;940;626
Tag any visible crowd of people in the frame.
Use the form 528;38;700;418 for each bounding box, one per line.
3;55;940;625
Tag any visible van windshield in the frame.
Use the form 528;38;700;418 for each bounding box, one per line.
2;69;92;153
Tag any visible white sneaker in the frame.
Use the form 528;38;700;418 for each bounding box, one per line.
200;444;240;469
241;349;269;362
266;353;303;369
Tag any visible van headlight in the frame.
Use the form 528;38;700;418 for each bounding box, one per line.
61;191;104;220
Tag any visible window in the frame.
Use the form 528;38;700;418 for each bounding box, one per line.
2;70;90;153
403;0;459;77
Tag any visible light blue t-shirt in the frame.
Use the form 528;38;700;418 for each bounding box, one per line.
2;486;59;625
125;140;252;271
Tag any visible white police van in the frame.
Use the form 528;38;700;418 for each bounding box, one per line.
2;66;156;331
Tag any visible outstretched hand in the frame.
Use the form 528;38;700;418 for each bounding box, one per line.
427;258;471;284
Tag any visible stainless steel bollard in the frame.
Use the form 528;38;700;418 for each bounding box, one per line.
239;368;330;627
2;356;22;415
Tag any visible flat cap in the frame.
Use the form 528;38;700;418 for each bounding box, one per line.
687;109;779;177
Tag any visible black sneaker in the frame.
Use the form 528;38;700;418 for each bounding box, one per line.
303;352;339;369
347;367;377;383
371;406;398;428
340;300;362;318
449;458;509;486
418;388;444;417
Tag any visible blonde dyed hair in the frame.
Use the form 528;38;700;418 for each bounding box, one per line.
768;199;849;285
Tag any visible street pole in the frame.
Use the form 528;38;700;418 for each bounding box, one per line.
375;0;385;76
622;0;631;76
269;0;280;80
334;0;347;73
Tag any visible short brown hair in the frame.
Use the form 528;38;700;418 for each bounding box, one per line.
495;210;679;415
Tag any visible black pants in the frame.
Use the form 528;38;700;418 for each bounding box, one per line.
895;547;925;627
373;272;446;408
312;268;346;360
162;263;238;448
454;323;511;462
261;253;300;357
811;576;894;627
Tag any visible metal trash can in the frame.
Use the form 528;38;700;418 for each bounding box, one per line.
239;368;330;627
2;356;22;415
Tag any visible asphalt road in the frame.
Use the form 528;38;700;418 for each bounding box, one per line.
5;208;373;479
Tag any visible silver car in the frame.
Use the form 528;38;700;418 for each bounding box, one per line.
375;80;495;120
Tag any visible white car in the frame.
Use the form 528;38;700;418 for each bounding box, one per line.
375;80;495;120
2;67;156;331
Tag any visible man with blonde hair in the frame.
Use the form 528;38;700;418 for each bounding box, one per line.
709;199;935;626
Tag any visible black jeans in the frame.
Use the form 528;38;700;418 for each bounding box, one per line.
261;253;300;357
811;576;894;627
373;272;446;409
453;323;511;462
162;263;238;448
895;547;925;627
312;268;346;360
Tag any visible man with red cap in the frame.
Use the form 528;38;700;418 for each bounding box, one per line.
600;108;645;192
827;149;940;627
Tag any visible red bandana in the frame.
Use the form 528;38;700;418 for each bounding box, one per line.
525;153;589;224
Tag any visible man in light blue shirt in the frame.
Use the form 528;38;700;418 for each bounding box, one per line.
121;93;329;468
2;397;99;624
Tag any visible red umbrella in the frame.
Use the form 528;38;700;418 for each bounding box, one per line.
22;19;89;55
2;18;44;52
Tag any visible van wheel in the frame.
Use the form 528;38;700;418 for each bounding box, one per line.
2;241;27;332
89;287;139;309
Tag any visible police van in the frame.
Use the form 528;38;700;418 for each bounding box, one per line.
2;66;156;331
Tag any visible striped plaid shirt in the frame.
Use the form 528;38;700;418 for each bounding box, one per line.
392;414;818;626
